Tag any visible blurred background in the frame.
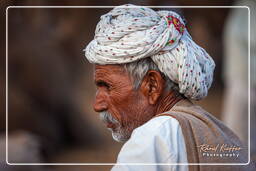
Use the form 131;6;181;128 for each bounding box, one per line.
0;0;255;171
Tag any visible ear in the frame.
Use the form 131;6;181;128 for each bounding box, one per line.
140;70;165;105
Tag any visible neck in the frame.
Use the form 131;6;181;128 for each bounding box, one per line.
155;90;184;115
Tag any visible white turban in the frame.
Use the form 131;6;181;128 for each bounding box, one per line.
84;4;215;100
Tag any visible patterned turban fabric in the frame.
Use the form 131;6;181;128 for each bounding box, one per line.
84;4;215;100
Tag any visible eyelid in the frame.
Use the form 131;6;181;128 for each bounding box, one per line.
96;80;110;89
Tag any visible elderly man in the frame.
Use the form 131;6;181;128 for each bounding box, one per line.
84;4;253;171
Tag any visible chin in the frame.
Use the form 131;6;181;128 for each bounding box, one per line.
111;130;130;143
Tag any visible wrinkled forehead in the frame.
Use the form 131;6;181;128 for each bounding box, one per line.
94;64;128;80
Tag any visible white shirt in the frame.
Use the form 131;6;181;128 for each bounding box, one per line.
111;116;188;171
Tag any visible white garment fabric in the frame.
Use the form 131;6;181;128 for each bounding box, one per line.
111;116;188;171
84;4;215;100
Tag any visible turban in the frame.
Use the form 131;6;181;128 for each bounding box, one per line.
84;4;215;100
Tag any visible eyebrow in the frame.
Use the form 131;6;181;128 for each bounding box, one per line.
94;71;112;83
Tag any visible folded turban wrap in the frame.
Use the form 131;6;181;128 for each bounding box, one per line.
84;4;215;100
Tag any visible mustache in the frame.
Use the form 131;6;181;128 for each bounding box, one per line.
99;111;119;124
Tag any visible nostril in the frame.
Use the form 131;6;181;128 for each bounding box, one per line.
93;101;108;112
93;90;108;112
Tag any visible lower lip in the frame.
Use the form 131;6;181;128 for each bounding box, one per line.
107;123;116;129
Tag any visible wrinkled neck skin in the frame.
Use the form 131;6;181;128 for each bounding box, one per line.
155;90;184;115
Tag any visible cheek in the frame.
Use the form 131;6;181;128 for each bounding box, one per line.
130;93;149;116
123;92;155;126
109;82;134;107
106;90;130;121
107;88;136;122
122;92;149;121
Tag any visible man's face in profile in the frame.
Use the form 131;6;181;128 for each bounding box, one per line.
93;64;155;142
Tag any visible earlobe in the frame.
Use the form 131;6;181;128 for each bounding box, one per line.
140;70;165;105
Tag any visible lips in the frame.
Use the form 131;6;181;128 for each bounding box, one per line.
99;111;119;130
107;122;116;129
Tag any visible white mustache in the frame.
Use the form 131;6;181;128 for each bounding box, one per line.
99;111;119;125
99;111;129;142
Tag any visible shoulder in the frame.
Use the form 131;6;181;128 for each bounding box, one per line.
132;115;181;138
171;99;208;115
116;115;187;163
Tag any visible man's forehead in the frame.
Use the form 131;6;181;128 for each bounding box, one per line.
94;64;127;79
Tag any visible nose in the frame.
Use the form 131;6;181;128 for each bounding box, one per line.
93;91;108;112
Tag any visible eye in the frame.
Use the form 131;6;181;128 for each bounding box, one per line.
96;80;110;89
